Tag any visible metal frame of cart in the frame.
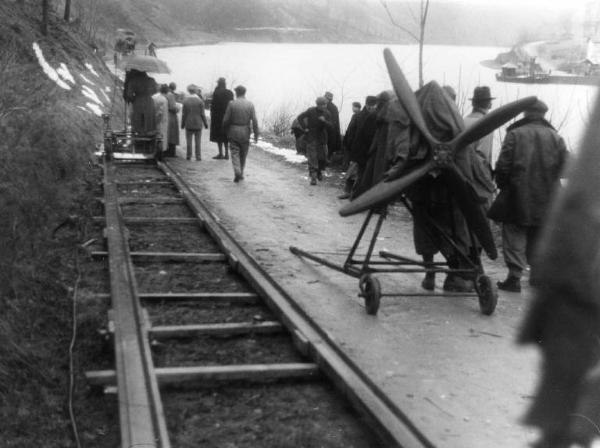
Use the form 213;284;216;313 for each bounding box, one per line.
290;196;498;316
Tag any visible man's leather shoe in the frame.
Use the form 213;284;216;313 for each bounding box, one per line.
497;276;521;292
443;275;474;292
421;272;435;291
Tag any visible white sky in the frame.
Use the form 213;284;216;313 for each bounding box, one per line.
427;0;588;9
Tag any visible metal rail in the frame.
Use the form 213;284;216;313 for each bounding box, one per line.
103;161;170;448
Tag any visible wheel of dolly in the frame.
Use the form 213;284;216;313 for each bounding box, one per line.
476;274;497;315
359;274;381;316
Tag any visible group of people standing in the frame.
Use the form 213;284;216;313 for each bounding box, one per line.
293;92;342;185
326;84;567;295
123;72;259;182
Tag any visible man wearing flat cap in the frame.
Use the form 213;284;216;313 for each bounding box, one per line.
297;97;333;185
491;98;568;293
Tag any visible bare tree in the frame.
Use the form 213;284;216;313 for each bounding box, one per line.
379;0;430;88
42;0;50;35
64;0;71;22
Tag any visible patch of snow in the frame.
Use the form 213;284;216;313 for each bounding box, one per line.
255;139;306;164
99;89;110;103
86;102;103;116
105;86;111;92
82;85;103;105
32;42;71;90
85;62;99;77
80;73;94;84
57;63;75;84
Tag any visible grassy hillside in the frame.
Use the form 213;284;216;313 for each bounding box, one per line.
0;1;120;445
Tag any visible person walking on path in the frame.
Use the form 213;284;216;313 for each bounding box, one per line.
338;101;362;199
297;97;333;185
491;99;568;292
324;91;341;163
181;85;208;161
222;85;259;182
210;77;234;160
165;82;180;157
152;84;169;160
463;86;496;209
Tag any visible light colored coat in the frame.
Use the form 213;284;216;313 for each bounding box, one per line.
152;93;168;151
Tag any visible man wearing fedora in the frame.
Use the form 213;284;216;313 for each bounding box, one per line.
464;86;497;210
492;99;568;293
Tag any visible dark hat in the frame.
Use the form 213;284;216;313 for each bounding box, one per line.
470;86;495;101
525;99;548;114
365;95;378;106
316;96;328;106
352;101;361;108
234;85;246;95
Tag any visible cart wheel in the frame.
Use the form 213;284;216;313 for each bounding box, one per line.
359;274;381;316
475;275;497;315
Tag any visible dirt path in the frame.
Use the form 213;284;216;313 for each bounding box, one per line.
168;132;541;448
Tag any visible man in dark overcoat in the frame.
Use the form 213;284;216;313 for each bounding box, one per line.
297;97;333;185
324;91;342;162
123;69;157;135
210;77;234;160
492;99;568;292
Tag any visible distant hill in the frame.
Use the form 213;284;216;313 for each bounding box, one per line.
53;0;581;52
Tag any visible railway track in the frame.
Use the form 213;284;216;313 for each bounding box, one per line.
85;157;435;448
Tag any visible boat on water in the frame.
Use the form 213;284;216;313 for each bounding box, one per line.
495;63;600;86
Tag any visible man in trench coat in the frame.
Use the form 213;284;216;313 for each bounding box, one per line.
492;99;568;293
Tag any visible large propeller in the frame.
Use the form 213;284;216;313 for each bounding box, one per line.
339;48;538;259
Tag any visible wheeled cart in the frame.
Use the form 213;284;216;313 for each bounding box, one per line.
290;196;497;316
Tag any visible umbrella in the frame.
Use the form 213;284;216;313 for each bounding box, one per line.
119;54;171;74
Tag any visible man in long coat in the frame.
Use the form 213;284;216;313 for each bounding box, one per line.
210;77;234;160
181;85;208;161
152;84;169;159
297;97;333;185
123;69;157;135
493;99;568;292
324;91;341;162
165;82;180;157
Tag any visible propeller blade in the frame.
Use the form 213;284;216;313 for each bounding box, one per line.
439;168;497;259
451;96;538;150
339;160;435;217
383;48;439;147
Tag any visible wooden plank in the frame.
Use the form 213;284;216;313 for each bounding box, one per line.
90;292;261;305
116;181;174;186
92;251;226;262
150;321;284;339
86;363;320;386
141;292;260;303
118;197;185;204
92;216;200;224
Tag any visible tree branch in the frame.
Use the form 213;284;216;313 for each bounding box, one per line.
378;0;419;41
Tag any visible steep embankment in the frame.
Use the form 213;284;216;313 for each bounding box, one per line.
0;1;119;445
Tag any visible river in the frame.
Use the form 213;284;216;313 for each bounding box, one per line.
155;42;598;159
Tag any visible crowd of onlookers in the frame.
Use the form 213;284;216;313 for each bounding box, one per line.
292;85;567;298
123;71;258;182
124;69;568;297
